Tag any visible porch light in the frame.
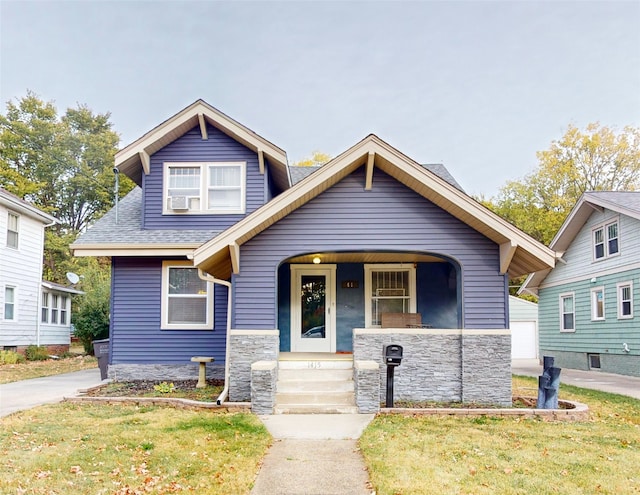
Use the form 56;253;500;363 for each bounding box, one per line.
312;256;321;264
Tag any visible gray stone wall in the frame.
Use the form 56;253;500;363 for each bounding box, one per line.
540;349;640;377
354;360;380;413
461;333;511;406
108;363;224;382
228;330;279;402
354;329;463;403
251;361;278;414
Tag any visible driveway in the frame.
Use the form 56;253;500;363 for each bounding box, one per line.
0;368;104;417
512;359;640;400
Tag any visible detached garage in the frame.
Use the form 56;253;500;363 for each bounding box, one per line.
509;296;538;360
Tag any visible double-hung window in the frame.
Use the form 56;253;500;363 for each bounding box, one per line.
60;296;68;325
7;212;19;249
51;294;59;324
41;291;49;323
4;287;15;320
593;219;619;260
560;292;575;332
161;261;213;330
617;282;633;319
164;162;246;214
591;287;605;320
364;264;416;327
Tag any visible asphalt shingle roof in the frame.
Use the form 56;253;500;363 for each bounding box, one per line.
585;191;640;215
73;187;220;245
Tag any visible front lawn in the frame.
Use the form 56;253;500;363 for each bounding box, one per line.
0;348;97;384
360;376;640;495
0;403;270;495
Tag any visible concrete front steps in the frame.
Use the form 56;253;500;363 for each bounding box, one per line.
274;353;358;414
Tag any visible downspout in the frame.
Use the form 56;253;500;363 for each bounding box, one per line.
198;269;232;405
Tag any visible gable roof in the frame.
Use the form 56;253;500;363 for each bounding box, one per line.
520;191;640;295
289;163;465;191
0;188;58;225
193;134;556;279
115;99;289;190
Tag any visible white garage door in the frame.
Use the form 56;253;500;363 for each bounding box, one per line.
511;321;537;359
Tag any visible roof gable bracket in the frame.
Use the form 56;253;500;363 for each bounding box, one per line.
139;151;150;175
365;152;375;190
499;241;517;275
229;242;240;274
198;113;208;140
258;149;265;175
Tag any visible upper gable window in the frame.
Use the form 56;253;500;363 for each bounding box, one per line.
593;219;619;261
6;212;19;249
164;162;246;214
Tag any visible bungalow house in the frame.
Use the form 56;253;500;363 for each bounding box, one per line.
521;191;640;377
71;100;555;412
0;188;80;354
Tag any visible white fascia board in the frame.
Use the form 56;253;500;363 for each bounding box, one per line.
72;244;198;257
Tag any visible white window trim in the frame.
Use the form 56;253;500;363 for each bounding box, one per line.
617;281;634;320
364;264;417;328
161;260;214;330
592;217;620;262
163;162;246;215
6;211;19;249
559;291;575;333
590;286;605;321
41;291;49;323
4;286;17;321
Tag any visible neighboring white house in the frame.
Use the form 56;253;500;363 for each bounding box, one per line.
0;188;68;353
509;295;539;361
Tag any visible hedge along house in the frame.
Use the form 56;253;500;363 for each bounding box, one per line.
72;100;556;411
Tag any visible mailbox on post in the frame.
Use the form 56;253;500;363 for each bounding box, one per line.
383;344;403;407
384;344;403;366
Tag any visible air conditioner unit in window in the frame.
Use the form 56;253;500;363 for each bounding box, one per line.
170;196;189;210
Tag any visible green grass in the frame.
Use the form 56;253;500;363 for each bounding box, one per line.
0;403;271;494
0;353;97;384
360;375;640;495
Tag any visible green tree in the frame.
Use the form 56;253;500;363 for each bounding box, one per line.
0;92;134;236
71;263;111;354
486;123;640;246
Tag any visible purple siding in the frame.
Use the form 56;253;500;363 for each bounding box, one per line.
142;125;266;229
235;167;507;330
110;257;228;364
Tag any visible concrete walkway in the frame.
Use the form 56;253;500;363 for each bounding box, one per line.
512;359;640;400
0;367;104;417
252;414;375;495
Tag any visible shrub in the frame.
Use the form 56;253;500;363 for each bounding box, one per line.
0;350;25;365
153;382;176;394
73;269;110;354
25;345;50;361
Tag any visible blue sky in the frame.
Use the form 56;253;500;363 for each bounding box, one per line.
1;1;639;197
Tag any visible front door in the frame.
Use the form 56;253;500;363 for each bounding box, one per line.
290;265;336;352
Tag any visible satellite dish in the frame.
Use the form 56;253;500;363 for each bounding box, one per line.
66;272;80;284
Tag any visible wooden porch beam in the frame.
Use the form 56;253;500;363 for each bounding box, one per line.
365;152;375;190
139;150;150;175
229;242;240;274
499;241;517;275
258;149;265;175
198;113;208;140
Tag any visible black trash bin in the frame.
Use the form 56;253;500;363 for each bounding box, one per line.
93;339;110;380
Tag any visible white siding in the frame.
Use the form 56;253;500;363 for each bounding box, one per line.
0;204;46;346
543;209;640;286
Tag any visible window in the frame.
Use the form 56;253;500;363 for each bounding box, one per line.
4;287;15;320
41;291;49;323
164;162;245;214
617;282;633;319
161;261;213;330
591;287;605;320
560;292;575;332
60;296;68;325
593;219;619;260
51;294;58;324
365;264;416;327
7;212;19;249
